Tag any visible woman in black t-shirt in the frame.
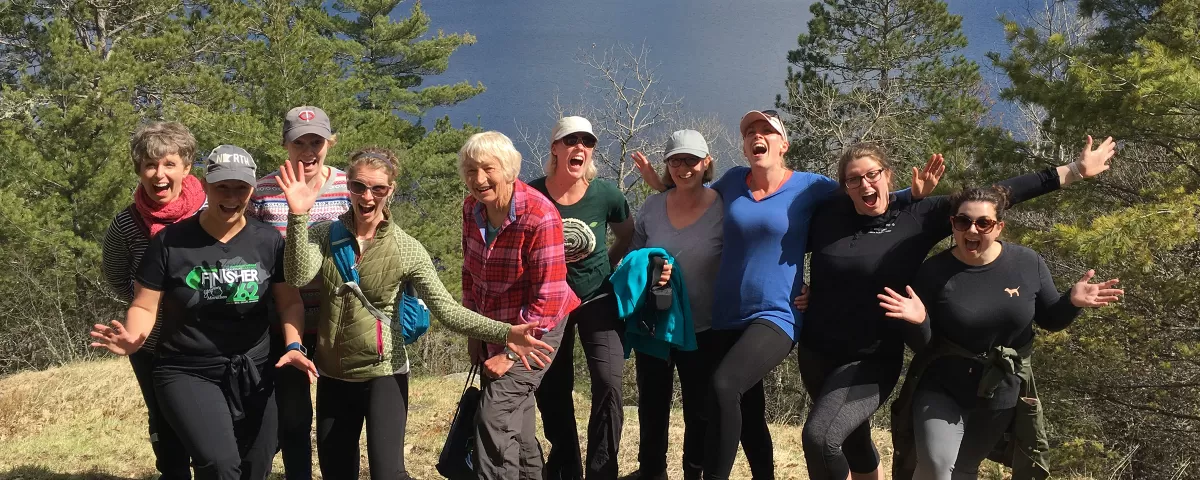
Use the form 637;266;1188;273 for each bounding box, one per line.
878;186;1123;479
92;145;316;480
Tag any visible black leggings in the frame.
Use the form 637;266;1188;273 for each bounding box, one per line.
797;345;902;480
704;320;794;480
154;358;277;480
315;373;410;480
636;330;719;478
130;350;191;480
270;331;316;480
536;295;626;480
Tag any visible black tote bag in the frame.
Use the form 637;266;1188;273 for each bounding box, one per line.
437;363;481;479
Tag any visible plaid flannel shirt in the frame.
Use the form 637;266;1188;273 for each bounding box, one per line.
461;180;580;356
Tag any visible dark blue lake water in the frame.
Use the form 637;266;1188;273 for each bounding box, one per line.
416;0;1027;160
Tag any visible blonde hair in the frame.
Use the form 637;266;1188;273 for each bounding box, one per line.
347;147;399;183
545;141;598;181
458;131;522;184
130;122;197;173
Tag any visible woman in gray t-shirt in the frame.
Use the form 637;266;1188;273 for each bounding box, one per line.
629;130;723;479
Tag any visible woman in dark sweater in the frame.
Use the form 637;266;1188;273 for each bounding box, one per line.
878;186;1122;479
795;137;1116;480
100;121;206;480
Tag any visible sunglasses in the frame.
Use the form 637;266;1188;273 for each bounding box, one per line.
665;155;703;168
349;180;392;197
844;168;886;189
761;109;780;118
950;214;999;233
560;133;597;149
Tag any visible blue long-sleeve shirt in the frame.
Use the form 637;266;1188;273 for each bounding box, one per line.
708;167;840;339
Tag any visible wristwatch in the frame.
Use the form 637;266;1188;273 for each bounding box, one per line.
503;347;520;362
286;342;308;357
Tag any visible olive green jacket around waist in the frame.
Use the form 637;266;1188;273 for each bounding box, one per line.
891;338;1051;480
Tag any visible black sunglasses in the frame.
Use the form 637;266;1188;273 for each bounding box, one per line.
665;155;703;168
349;180;392;197
560;133;597;148
761;109;780;118
950;214;999;233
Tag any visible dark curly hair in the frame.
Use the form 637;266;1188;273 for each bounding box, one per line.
949;185;1011;220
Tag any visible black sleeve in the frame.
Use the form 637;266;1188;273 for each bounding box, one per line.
136;232;168;291
904;260;937;350
996;167;1061;206
270;232;286;284
915;196;954;238
1032;253;1082;332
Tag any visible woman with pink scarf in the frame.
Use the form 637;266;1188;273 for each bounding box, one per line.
101;121;206;480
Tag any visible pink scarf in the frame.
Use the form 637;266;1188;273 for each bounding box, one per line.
133;175;206;237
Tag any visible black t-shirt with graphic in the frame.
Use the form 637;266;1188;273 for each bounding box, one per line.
137;216;286;358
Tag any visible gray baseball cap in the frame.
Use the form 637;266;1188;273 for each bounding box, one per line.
283;106;332;143
205;145;257;185
663;129;709;159
551;116;595;141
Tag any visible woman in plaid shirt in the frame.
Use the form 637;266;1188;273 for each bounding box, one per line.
459;131;581;479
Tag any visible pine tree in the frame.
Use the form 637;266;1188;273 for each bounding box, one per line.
776;0;985;177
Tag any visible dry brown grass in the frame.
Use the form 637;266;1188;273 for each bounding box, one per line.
0;358;914;479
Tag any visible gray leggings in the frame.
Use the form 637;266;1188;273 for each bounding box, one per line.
912;389;1014;480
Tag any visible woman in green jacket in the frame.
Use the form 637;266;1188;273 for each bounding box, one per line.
277;148;554;480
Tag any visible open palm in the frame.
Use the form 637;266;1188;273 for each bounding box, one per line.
275;160;319;215
911;154;945;199
1070;269;1123;308
1077;135;1117;179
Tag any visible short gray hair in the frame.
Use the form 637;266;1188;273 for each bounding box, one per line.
458;131;522;184
130;122;197;173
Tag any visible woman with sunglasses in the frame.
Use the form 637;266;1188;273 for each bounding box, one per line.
277;148;555;480
530;116;634;480
626;130;722;480
794;138;1115;480
879;185;1122;480
246;105;349;480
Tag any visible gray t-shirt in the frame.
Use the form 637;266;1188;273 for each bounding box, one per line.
630;190;723;332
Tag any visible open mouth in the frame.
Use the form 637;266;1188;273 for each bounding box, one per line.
752;141;768;155
861;192;879;208
568;155;585;168
358;202;377;216
152;181;171;195
218;204;240;214
963;239;981;252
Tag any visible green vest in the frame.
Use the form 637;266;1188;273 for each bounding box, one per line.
312;212;409;380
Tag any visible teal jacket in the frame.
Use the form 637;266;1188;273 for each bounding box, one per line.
610;248;696;360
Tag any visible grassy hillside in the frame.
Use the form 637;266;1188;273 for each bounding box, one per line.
0;358;932;479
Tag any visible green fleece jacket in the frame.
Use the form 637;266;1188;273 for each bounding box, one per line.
285;211;511;380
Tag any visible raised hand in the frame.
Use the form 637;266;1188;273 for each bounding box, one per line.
89;320;141;356
633;151;667;193
911;154;946;199
793;284;810;312
877;286;927;324
275;160;319;215
1077;135;1117;179
505;323;555;370
1070;269;1124;308
275;350;319;384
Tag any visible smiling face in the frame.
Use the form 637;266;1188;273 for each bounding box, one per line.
463;154;514;209
549;132;596;180
666;154;710;190
741;120;788;169
842;156;893;216
138;153;191;205
349;166;393;225
204;179;253;222
285;133;330;181
952;200;1004;261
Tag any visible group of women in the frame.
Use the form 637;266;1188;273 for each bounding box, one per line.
92;103;1122;480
